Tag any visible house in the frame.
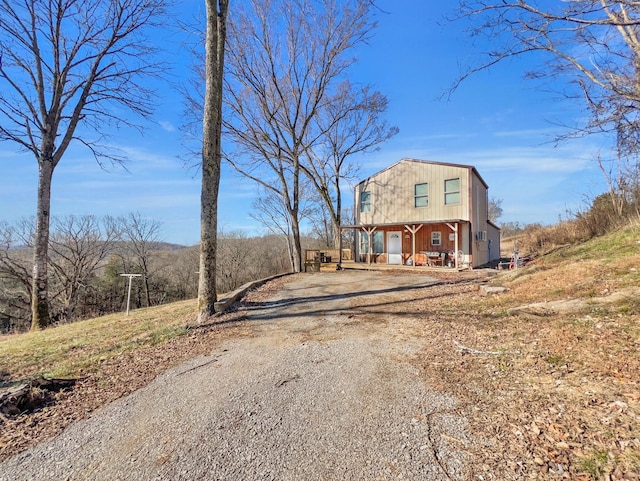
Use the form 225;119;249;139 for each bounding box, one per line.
343;158;500;269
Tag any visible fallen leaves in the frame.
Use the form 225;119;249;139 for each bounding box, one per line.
410;272;640;480
1;269;639;480
0;297;258;462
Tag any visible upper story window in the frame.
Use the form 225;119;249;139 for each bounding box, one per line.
444;178;461;205
414;183;428;207
360;191;371;213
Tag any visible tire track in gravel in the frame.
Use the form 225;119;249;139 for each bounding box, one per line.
0;271;472;481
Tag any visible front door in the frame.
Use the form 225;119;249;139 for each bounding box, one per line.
387;231;402;265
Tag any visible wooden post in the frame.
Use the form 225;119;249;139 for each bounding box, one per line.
404;224;423;267
446;222;459;269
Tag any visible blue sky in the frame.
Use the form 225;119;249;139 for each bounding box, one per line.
0;1;611;246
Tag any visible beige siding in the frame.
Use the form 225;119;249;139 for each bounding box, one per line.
353;159;493;268
471;170;488;233
356;160;472;224
488;224;501;263
470;170;490;266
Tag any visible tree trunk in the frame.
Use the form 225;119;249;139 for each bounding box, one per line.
198;153;220;319
289;158;303;273
63;284;78;324
333;177;342;249
143;275;151;308
290;214;303;272
286;234;295;272
31;160;54;330
198;0;228;322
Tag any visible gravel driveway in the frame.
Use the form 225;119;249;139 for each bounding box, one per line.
0;271;473;480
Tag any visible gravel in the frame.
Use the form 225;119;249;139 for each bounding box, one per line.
0;271;474;480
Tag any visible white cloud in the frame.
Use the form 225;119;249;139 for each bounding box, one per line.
159;120;176;132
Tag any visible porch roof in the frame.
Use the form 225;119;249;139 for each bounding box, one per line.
339;219;467;230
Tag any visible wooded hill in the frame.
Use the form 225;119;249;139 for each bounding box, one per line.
0;217;329;333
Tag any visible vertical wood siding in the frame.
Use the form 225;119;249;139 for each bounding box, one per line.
353;159;498;267
356;160;473;225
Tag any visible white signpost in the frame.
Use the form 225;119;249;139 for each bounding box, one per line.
120;274;142;316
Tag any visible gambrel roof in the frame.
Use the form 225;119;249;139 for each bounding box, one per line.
357;158;490;190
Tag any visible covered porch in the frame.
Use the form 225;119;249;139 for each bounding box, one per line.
337;220;471;270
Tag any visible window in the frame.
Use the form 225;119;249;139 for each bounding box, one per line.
414;183;428;207
360;233;367;254
431;231;441;246
360;191;371;213
360;231;384;253
444;178;460;205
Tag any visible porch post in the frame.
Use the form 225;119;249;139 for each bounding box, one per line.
412;231;415;267
405;224;423;267
446;222;459;269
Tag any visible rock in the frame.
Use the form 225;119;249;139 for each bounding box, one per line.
479;285;509;296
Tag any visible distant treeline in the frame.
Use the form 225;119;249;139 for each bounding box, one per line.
0;213;330;334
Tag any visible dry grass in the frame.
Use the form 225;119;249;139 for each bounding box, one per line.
1;226;639;479
0;279;289;461
0;300;197;385
498;224;640;302
413;223;640;480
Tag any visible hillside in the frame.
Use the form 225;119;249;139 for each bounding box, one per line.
1;223;639;478
465;223;640;479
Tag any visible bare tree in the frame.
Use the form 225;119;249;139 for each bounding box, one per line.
48;215;119;323
0;0;169;330
488;197;503;224
119;212;163;308
250;188;299;272
308;205;335;248
454;1;640;213
304;82;398;248
454;2;640;126
223;0;378;272
216;230;251;293
250;184;317;272
0;220;34;331
198;0;229;322
168;246;200;300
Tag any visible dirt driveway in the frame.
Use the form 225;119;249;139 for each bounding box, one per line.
0;270;480;481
